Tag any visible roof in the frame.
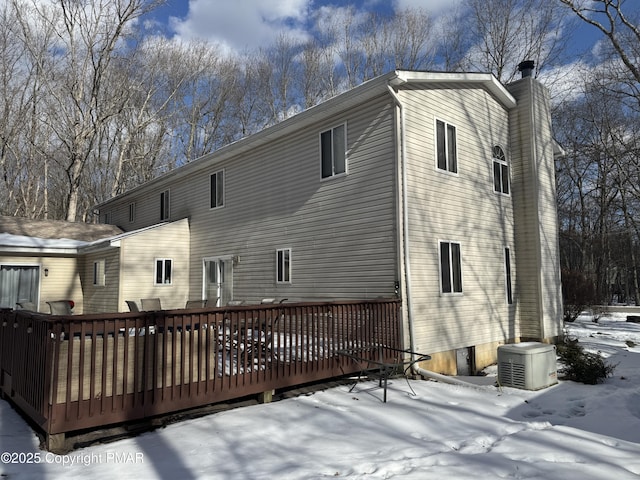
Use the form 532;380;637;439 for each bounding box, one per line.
0;216;124;254
95;70;518;209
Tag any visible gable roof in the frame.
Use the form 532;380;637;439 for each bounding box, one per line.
96;70;517;209
0;216;123;242
0;216;124;254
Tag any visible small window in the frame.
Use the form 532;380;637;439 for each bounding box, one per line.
436;119;457;173
320;124;347;179
276;248;291;283
505;247;513;304
439;241;462;294
160;190;170;220
102;212;111;224
93;259;105;286
493;146;509;195
128;202;136;223
155;258;172;285
210;170;224;209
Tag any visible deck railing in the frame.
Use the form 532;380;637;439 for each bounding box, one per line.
0;299;401;448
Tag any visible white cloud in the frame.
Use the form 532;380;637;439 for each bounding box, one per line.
393;0;464;14
170;0;311;52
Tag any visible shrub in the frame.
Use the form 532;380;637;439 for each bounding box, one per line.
556;339;616;384
561;269;597;322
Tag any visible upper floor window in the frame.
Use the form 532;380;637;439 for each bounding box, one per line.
128;202;136;223
320;124;347;179
436;119;457;173
493;145;510;195
160;190;170;221
439;241;462;294
276;248;291;283
155;258;172;285
93;259;105;286
210;170;224;209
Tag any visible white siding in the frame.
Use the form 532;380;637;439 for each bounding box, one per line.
507;79;563;340
400;84;517;354
117;219;191;311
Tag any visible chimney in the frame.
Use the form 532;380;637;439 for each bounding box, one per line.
518;60;535;78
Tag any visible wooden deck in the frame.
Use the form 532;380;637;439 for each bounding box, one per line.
0;299;401;451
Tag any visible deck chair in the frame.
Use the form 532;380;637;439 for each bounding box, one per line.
185;299;208;309
126;300;140;312
47;300;72;315
16;301;37;311
141;298;162;311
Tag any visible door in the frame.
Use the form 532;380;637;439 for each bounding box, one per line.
0;265;40;309
203;258;233;306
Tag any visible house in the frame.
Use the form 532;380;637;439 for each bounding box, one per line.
2;67;564;374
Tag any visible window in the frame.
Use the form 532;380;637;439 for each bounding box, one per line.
102;212;111;224
276;248;291;283
493;146;509;194
128;203;136;223
439;241;462;293
160;190;170;220
320;124;346;178
93;259;105;286
210;170;224;209
505;247;513;304
155;259;172;285
436;119;457;173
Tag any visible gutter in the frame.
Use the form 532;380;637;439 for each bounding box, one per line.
387;77;498;389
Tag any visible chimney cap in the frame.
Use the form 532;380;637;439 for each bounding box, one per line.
518;60;535;78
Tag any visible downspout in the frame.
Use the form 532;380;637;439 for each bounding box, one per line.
386;81;475;387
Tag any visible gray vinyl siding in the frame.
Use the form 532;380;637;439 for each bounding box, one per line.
187;94;398;301
399;84;517;353
99;95;399;304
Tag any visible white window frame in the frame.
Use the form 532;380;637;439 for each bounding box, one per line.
320;123;347;179
93;259;106;287
435;118;458;174
155;258;173;285
439;240;463;294
492;145;510;195
160;190;170;221
210;170;225;209
276;248;291;284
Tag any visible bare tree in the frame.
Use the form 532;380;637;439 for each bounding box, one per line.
463;0;570;82
19;0;157;221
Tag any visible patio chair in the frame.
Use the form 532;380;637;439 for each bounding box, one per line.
126;300;140;312
185;299;208;309
47;300;73;315
16;301;37;311
141;298;162;311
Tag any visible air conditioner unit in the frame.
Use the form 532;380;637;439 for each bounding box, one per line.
498;343;558;390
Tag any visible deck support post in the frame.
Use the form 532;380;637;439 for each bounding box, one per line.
257;390;274;404
46;433;68;454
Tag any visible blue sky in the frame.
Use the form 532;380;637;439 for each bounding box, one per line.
145;0;603;56
146;0;467;52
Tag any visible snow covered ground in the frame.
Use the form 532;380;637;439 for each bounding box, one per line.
1;311;640;479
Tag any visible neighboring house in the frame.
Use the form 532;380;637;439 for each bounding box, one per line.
4;67;564;374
